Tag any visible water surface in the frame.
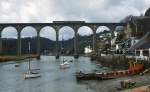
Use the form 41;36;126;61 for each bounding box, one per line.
0;56;109;92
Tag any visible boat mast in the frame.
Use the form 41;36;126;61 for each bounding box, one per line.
28;41;31;71
149;48;150;62
62;34;64;63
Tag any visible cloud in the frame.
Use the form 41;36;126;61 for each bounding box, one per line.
0;0;149;23
0;0;149;39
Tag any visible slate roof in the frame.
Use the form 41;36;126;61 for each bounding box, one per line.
129;32;150;51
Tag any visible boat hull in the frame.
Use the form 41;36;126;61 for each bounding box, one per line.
24;74;41;79
60;62;70;69
24;72;41;79
76;61;144;80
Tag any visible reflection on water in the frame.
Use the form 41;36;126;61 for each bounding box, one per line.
0;56;110;92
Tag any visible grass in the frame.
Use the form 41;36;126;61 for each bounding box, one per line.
0;54;38;62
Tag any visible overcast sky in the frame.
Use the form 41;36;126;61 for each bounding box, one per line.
0;0;150;40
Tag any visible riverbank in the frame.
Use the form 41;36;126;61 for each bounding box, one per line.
0;54;38;62
122;85;150;92
81;73;150;92
85;54;150;92
94;54;150;70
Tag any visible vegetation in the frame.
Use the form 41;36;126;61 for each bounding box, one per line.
0;31;114;56
0;54;38;62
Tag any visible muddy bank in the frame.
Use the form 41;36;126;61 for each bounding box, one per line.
81;73;150;92
95;54;129;70
0;54;38;62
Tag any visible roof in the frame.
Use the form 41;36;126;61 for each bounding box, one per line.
145;8;150;16
129;32;150;51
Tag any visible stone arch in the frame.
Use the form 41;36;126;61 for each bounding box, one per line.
96;26;110;34
21;26;37;38
115;26;124;31
96;26;111;38
58;26;75;41
114;26;125;37
77;26;93;54
40;26;56;41
58;26;75;55
40;26;56;55
77;26;93;36
1;26;18;38
1;26;18;55
20;26;37;54
96;26;112;54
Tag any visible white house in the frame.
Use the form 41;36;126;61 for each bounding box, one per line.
84;46;92;54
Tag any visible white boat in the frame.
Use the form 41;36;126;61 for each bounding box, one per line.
59;35;70;69
60;57;70;69
24;70;41;79
64;61;69;65
24;41;41;79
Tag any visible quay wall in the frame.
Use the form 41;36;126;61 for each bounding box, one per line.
96;54;130;70
96;54;150;70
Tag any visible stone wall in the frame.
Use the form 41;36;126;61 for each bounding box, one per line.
96;54;129;70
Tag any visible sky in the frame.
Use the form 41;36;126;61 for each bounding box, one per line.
0;0;150;40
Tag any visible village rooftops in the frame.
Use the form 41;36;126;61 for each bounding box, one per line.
129;32;150;51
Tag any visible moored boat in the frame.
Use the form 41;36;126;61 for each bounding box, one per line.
76;61;144;80
24;70;41;79
60;61;70;69
24;41;41;79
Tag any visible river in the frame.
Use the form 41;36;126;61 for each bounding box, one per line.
0;56;111;92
